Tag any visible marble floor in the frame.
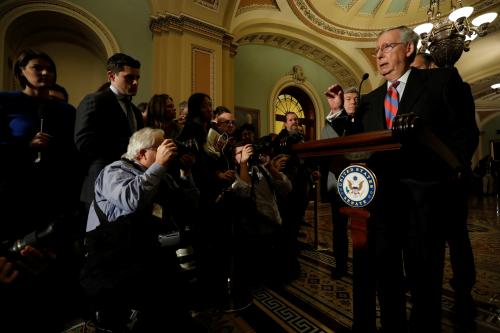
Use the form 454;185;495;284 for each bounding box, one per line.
200;194;500;333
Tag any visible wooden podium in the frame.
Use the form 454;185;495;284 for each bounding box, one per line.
292;129;401;333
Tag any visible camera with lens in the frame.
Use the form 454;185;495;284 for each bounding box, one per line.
3;222;57;255
174;139;198;156
249;137;274;165
276;132;305;155
1;222;58;275
170;139;199;172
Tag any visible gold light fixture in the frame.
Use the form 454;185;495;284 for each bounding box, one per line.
414;0;497;67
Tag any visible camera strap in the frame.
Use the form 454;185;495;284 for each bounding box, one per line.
92;159;147;227
252;165;277;200
93;194;110;226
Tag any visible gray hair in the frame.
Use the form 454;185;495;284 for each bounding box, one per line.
123;127;164;160
379;25;419;63
343;86;359;95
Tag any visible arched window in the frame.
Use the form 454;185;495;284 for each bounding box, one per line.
273;86;316;139
274;93;305;133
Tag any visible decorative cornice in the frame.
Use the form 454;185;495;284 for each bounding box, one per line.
236;4;280;16
473;0;500;12
288;0;379;42
237;32;357;88
222;34;238;57
150;13;232;43
289;0;500;42
236;0;280;17
194;0;220;12
470;73;500;101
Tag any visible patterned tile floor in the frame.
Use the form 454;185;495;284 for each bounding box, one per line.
202;195;500;332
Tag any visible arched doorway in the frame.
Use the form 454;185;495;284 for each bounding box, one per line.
0;0;119;105
274;85;316;140
268;72;325;140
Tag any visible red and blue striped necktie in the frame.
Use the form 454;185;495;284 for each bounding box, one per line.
384;81;400;129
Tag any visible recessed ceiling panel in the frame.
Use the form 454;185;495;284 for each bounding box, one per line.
358;0;383;16
386;0;410;16
336;0;358;11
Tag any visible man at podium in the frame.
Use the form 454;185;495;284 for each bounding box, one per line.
357;25;479;333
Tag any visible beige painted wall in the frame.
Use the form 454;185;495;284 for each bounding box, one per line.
151;17;234;110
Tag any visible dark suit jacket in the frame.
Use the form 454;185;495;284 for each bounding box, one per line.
74;88;144;205
358;67;478;180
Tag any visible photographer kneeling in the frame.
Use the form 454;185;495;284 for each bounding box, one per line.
80;127;202;332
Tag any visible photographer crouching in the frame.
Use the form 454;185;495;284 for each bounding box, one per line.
80;127;203;332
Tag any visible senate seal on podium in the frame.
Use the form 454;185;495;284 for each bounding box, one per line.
337;164;377;208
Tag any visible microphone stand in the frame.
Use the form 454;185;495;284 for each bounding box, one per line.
357;73;369;110
353;73;369;133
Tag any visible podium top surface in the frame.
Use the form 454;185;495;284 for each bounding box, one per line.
292;130;400;159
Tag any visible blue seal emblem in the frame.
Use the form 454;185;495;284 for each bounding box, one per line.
337;164;377;208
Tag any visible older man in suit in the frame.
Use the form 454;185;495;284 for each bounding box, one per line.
75;53;144;212
357;26;478;332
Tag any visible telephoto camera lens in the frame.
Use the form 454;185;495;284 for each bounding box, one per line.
9;223;56;254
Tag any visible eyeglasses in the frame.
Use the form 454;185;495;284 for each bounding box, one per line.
219;120;235;126
372;42;404;57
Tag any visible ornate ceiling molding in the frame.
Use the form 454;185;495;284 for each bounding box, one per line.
150;12;234;45
237;32;358;88
222;34;238;57
336;0;358;12
193;0;219;12
288;0;500;42
288;0;380;41
471;72;500;102
236;0;280;17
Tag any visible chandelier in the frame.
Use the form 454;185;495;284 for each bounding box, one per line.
493;83;500;94
413;0;497;67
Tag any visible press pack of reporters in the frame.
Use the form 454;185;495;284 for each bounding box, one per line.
1;26;479;333
0;50;308;331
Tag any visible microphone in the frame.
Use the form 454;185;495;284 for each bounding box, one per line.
358;73;369;95
356;73;369;115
